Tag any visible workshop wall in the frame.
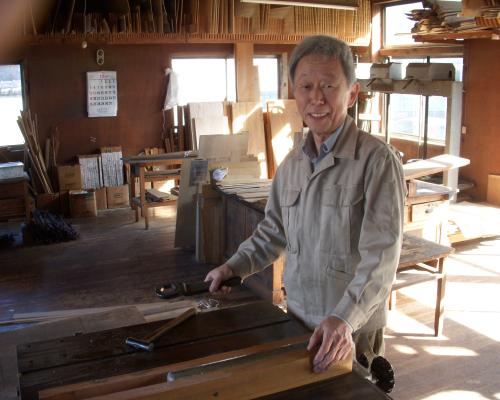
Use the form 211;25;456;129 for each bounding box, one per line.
24;42;233;163
461;39;500;201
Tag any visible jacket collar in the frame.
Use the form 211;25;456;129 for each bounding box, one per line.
295;115;359;163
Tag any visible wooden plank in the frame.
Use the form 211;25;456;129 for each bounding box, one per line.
199;133;248;162
267;100;303;169
192;116;230;147
486;174;500;206
235;42;259;102
231;101;268;178
403;154;470;180
81;348;351;400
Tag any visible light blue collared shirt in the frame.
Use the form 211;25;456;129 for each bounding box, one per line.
302;120;345;170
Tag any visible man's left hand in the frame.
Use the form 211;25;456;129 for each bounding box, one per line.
307;316;353;373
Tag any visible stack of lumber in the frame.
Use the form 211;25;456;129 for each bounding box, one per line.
407;0;499;35
16;110;54;194
215;178;272;202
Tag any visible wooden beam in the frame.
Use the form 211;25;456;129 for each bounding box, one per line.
235;42;260;102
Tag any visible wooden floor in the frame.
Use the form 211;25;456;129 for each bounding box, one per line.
1;206;499;399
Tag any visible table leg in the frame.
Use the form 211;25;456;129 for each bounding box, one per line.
434;257;447;336
139;166;148;230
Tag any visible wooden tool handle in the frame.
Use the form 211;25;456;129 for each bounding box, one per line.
145;307;196;342
183;276;242;295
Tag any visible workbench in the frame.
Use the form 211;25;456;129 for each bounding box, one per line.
122;152;197;229
16;301;390;400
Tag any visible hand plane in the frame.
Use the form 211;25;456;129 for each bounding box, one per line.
155;276;241;299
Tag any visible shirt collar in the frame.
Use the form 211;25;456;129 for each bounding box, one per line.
302;119;346;162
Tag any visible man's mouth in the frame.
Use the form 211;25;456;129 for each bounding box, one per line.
308;112;328;119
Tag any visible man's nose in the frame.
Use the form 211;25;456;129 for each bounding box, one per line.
309;86;325;104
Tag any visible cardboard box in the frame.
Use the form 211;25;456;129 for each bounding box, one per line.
36;193;60;214
106;185;129;209
57;165;82;191
69;190;97;218
94;187;107;210
487;174;500;206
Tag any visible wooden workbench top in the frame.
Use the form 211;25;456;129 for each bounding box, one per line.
17;301;390;400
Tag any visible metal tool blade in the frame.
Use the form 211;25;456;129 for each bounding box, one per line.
166;340;308;382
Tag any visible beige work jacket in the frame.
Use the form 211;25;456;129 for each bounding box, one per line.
227;116;405;333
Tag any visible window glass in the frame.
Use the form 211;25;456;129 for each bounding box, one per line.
171;58;236;105
355;63;372;79
0;65;24;146
253;57;278;108
388;93;422;138
384;2;423;47
427;96;447;141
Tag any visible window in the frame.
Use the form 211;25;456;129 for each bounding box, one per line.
253;57;279;108
0;65;24;146
385;56;463;142
171;58;236;105
383;2;423;47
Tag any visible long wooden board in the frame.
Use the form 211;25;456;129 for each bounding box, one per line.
403;154;470;180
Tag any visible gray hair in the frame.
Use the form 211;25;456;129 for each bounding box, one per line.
289;35;356;86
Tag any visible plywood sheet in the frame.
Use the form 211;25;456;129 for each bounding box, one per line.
199;133;248;162
192;116;230;147
231;101;267;178
267;100;303;169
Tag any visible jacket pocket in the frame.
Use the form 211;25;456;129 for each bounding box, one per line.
320;185;363;256
280;187;301;253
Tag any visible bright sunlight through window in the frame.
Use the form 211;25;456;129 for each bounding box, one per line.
0;65;24;146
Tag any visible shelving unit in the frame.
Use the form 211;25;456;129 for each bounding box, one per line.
24;0;372;46
358;79;463;201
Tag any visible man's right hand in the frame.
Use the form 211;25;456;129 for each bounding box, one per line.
204;263;235;294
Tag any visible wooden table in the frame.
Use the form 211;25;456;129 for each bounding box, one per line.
391;234;454;336
123;153;196;229
17;301;390;400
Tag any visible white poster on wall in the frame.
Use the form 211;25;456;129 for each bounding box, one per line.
87;71;118;117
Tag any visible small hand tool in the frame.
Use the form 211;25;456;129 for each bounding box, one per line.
125;307;196;352
155;276;242;299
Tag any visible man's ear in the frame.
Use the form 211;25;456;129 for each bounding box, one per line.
347;82;360;108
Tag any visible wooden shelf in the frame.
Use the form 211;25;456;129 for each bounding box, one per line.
27;32;313;45
413;29;500;43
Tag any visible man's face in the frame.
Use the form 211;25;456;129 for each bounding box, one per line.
292;54;359;141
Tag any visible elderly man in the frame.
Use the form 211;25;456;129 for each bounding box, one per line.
205;35;405;384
